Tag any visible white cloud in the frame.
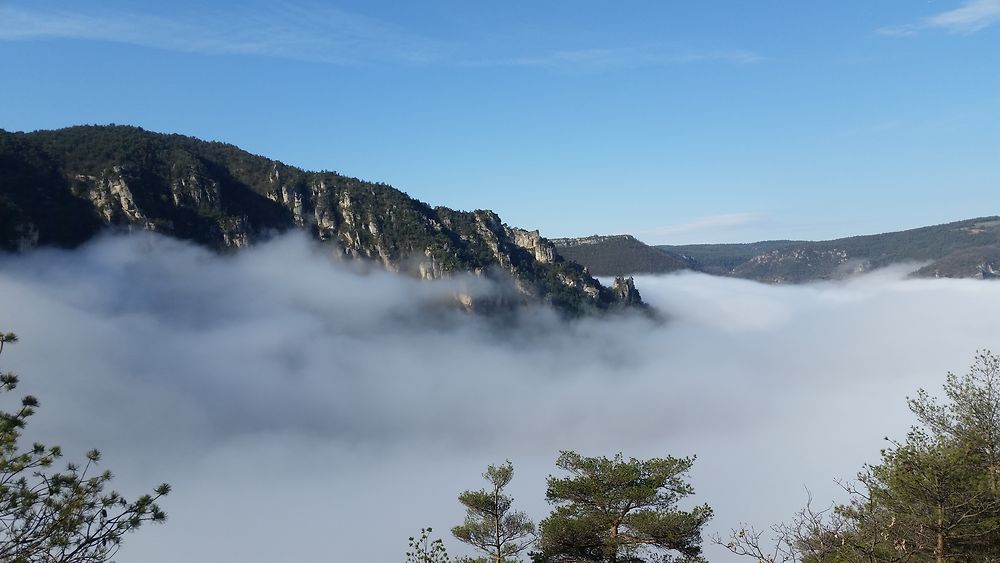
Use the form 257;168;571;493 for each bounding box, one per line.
927;0;1000;33
2;233;998;562
878;0;1000;36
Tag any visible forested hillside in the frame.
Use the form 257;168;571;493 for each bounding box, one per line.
550;234;692;276
664;217;1000;282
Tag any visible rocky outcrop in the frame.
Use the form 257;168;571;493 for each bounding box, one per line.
552;234;638;247
510;229;556;264
87;167;147;224
612;276;642;306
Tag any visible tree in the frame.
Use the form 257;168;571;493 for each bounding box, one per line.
408;527;452;563
909;350;1000;493
0;330;169;562
714;492;857;563
536;451;712;563
719;351;1000;563
721;433;1000;563
452;461;535;563
842;430;998;562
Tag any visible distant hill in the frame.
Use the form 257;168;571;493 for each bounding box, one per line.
551;235;692;276
663;217;1000;282
552;218;1000;283
0;125;644;315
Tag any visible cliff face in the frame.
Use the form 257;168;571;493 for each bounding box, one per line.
0;125;640;315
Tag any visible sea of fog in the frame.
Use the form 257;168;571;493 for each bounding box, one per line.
1;232;998;562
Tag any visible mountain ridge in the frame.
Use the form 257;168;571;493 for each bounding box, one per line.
0;125;643;316
665;217;1000;282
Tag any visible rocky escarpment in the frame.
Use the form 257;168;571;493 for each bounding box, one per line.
553;234;635;247
911;245;1000;280
0;125;641;315
726;247;870;283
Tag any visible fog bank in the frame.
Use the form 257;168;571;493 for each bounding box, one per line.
1;233;998;562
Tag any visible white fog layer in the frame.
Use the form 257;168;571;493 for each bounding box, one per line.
1;233;998;562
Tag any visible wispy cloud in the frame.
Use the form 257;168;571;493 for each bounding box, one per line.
878;0;1000;36
489;45;763;70
0;2;445;64
0;3;762;70
637;212;762;241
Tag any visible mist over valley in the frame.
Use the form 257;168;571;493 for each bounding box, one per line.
1;233;996;561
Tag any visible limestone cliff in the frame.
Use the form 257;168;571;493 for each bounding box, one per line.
0;125;641;316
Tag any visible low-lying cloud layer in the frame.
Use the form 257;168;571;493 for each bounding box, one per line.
1;233;998;562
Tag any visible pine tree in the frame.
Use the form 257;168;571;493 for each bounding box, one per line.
537;451;712;563
0;330;169;562
452;461;535;563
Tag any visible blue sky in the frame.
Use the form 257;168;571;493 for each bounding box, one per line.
1;0;998;244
